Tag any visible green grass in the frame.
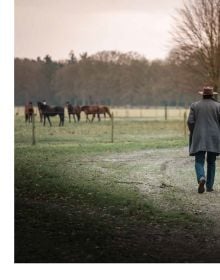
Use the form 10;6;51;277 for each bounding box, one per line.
15;115;213;263
15;115;187;147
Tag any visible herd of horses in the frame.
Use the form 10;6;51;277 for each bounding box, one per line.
24;101;112;126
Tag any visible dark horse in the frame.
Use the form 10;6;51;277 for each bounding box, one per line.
37;102;64;126
80;105;100;122
24;102;34;123
38;105;43;123
66;102;81;122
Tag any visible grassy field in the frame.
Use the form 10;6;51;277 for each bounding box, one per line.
15;108;187;145
15;113;220;263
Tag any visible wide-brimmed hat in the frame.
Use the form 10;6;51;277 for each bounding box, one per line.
198;86;218;95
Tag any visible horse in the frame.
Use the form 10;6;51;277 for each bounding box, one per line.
37;102;65;126
38;100;47;122
80;105;100;122
24;102;34;123
98;106;112;119
65;102;81;122
38;104;43;123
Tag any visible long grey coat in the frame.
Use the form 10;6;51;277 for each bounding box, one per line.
187;98;220;156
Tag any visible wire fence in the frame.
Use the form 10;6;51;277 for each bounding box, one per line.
15;106;189;146
15;106;189;121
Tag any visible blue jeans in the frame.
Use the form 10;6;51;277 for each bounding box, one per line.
195;151;217;189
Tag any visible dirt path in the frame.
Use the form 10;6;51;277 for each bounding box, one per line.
94;147;220;237
15;147;220;262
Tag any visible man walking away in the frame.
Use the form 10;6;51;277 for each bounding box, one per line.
187;86;220;193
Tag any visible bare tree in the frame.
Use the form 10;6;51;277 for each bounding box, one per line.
171;0;220;91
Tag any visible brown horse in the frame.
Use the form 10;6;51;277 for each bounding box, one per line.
66;102;81;122
24;102;34;123
98;106;112;119
37;102;64;126
80;105;100;122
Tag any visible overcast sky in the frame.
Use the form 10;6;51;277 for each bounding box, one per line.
15;0;183;61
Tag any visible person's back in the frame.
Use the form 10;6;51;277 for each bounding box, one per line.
188;98;220;155
187;86;220;193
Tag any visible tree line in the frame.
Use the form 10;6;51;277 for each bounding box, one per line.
14;50;205;107
15;0;220;107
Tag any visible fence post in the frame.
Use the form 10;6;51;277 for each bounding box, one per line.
32;113;36;145
111;112;114;143
164;104;168;121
